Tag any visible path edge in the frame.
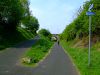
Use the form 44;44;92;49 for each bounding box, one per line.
60;44;81;75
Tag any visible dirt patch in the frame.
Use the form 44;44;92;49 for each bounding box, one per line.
73;36;100;48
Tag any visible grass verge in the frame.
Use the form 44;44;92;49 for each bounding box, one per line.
61;40;100;75
21;38;53;66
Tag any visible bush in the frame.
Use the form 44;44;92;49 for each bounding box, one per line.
38;29;52;39
23;38;53;65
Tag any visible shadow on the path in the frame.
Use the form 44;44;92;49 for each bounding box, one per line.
14;39;37;48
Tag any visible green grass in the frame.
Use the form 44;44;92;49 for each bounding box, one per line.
22;38;53;66
17;27;34;39
61;40;100;75
0;27;34;50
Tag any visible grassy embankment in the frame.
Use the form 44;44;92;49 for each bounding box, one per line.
22;37;53;66
0;27;34;50
61;38;100;75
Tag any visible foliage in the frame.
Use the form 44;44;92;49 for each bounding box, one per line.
0;27;34;50
60;1;100;75
20;0;39;35
22;16;39;35
0;0;39;50
61;40;100;75
61;0;100;41
0;0;24;33
22;37;53;65
38;29;52;39
0;0;39;36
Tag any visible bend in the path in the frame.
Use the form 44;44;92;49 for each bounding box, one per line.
0;41;79;75
0;39;37;75
31;42;79;75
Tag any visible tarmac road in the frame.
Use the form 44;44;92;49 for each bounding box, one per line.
0;40;79;75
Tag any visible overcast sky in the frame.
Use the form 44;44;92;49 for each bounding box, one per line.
30;0;89;34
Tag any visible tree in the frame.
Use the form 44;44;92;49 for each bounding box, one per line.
38;29;52;39
22;16;39;34
61;0;100;41
0;0;24;33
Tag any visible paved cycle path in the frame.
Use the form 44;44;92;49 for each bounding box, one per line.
0;41;79;75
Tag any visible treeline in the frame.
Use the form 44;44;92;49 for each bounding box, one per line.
0;0;40;50
0;0;39;37
61;0;100;41
38;29;52;40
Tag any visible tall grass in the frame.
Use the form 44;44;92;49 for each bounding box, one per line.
22;37;53;65
61;40;100;75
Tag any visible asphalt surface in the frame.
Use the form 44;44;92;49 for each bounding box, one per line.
0;40;79;75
